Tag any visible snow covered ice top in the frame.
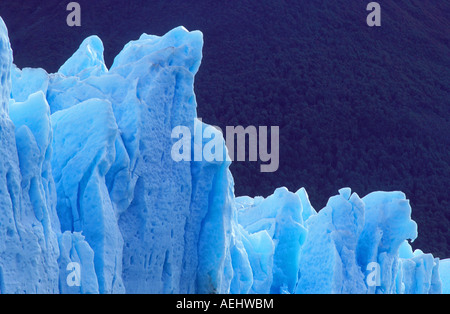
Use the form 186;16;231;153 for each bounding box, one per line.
0;16;449;294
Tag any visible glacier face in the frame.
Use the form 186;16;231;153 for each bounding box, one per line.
0;17;449;294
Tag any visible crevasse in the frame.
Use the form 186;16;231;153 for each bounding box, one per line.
0;17;448;294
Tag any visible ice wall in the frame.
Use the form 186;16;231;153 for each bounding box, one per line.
440;260;450;294
0;18;59;294
51;98;125;294
237;188;444;294
1;16;449;294
237;188;308;294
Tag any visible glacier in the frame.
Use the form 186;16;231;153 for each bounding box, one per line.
0;17;448;294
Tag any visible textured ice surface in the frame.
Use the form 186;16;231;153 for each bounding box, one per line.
237;188;307;294
51;98;125;294
0;19;59;293
440;260;450;294
0;16;449;294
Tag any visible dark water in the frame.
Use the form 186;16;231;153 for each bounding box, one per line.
1;0;449;257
